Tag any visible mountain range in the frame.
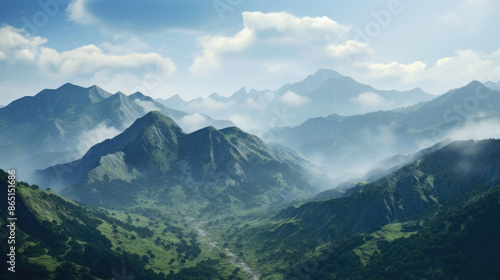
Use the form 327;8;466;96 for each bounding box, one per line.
2;71;500;279
31;111;319;209
268;81;500;173
0;83;233;175
156;69;435;130
223;139;500;279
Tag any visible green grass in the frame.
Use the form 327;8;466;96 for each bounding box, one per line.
29;254;58;273
92;200;249;279
354;222;420;265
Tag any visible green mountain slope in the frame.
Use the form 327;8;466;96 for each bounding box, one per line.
0;169;247;280
32;111;317;210
220;139;500;279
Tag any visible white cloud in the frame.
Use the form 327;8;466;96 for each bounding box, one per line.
190;11;353;76
242;11;350;41
67;0;98;25
229;114;262;131
0;25;47;61
190;28;255;76
366;61;427;79
0;24;176;85
279;91;311;106
362;49;500;93
133;99;161;112
351;92;394;113
176;113;211;133
447;117;500;141
38;44;175;77
326;40;373;61
76;122;121;156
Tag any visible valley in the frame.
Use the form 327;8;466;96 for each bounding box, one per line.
1;73;500;280
2;1;500;278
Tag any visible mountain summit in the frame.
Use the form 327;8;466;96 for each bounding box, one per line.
32;111;316;209
0;84;233;175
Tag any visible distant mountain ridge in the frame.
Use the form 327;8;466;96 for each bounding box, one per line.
156;69;434;129
485;80;500;92
269;81;500;170
32;111;318;209
0;83;233;175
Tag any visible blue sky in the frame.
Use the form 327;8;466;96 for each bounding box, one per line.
0;0;499;104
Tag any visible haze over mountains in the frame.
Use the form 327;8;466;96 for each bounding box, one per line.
485;80;500;92
156;69;435;130
269;80;500;175
229;139;500;279
2;69;500;279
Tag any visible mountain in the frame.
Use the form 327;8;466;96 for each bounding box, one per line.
31;111;318;209
274;139;500;238
0;169;247;279
223;139;500;279
0;84;233;175
269;81;500;170
485;80;500;92
275;69;433;116
156;69;434;130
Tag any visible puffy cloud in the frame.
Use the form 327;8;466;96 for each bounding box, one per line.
279;91;311;107
362;49;500;92
326;40;373;61
0;25;47;61
367;61;427;78
0;24;176;80
177;113;212;133
38;44;175;76
242;11;350;42
190;11;353;76
190;28;255;75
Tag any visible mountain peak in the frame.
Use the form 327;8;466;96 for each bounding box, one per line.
313;68;342;79
166;94;185;102
209;92;222;99
277;69;345;95
234;86;247;94
136;110;179;127
130;91;146;98
110;91;128;101
59;82;79;89
464;80;484;88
